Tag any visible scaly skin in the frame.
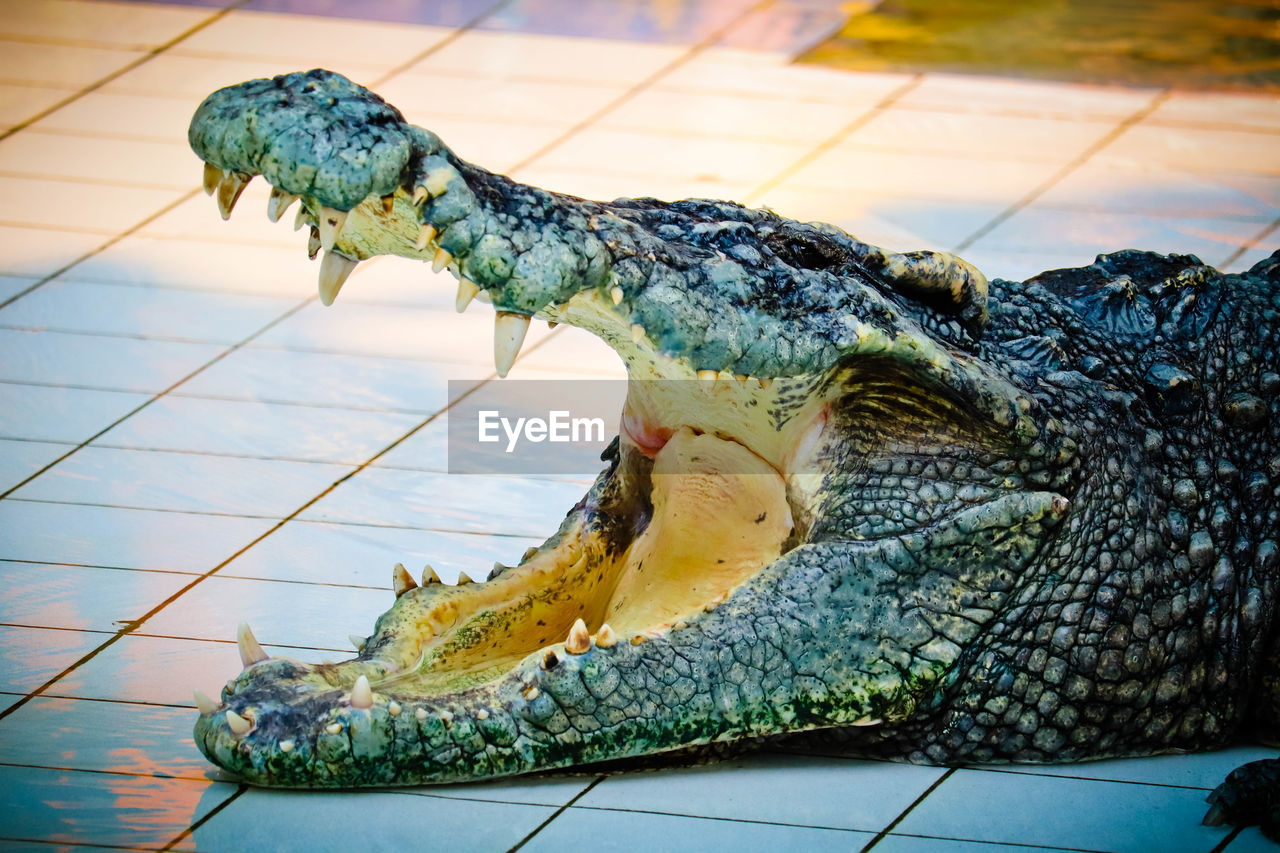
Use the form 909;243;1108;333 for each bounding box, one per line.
188;70;1278;836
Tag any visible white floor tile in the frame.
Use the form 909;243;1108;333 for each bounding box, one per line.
101;53;386;99
9;445;351;517
0;764;236;848
0;174;186;233
251;299;554;366
68;235;319;296
598;87;858;143
845;109;1116;162
0;0;209;48
0;383;151;443
0;561;194;632
579;753;944;832
899;73;1158;120
219;518;540;588
0;438;70;492
0;624;106;694
0;41;145;88
895;768;1229;853
413;30;684;86
524;806;872;852
96;395;422;463
28;89;198;142
173;346;482;414
297;466;585;537
0;279;300;342
0;224;105;277
0;501;276;572
140;574;389;649
1101;123;1280;175
0;328;224;392
0;130;198;190
0;696;212;780
0;83;76;128
175;10;451;69
189;788;556;853
972;206;1270;269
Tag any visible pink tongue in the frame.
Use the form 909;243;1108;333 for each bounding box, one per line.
621;406;672;457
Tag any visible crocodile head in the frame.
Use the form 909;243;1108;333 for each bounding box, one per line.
188;70;1277;788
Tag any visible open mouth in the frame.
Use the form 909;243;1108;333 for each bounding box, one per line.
188;69;1064;788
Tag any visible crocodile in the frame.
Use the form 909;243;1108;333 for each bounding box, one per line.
187;70;1279;838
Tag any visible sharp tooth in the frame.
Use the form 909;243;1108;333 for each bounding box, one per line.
266;187;299;223
455;278;480;313
350;674;374;709
424;169;451;196
294;204;311;232
307;226;321;260
415;223;436;250
439;709;453;725
734;374;748;384
422;565;442;585
432;248;452;273
547;320;558;329
610;286;624;305
413;185;429;205
225;709;252;736
523;686;540;700
216;172;251;220
595;623;618;648
476;290;491;304
456;571;474;585
236;622;269;668
317;251;357;306
631;324;645;344
759;378;773;390
541;649;559;670
392;562;418;597
494;312;530;378
698;369;717;382
349;634;365;650
279;739;294;753
388;701;402;716
565;618;590;654
202;162;220;196
193;689;219;715
381;194;395;214
488;562;507;581
476;709;490;720
318;207;348;251
325;722;342;735
415;708;427;721
522;546;539;562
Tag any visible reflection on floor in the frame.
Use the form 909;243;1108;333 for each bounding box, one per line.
0;0;1277;850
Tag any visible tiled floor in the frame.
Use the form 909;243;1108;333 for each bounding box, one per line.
0;0;1277;851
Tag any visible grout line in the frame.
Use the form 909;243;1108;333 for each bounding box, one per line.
860;767;954;852
739;72;920;207
505;776;605;853
1208;826;1244;853
160;783;249;852
950;89;1173;254
0;0;253;145
883;831;1105;853
499;0;778;177
1219;214;1280;270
